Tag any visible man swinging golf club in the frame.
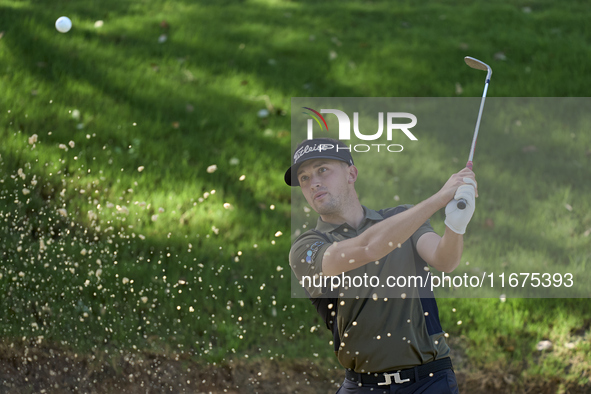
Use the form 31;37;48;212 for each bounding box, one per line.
286;137;477;393
287;56;490;392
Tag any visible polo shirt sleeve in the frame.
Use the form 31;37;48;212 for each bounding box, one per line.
411;217;437;247
398;204;437;248
289;231;332;298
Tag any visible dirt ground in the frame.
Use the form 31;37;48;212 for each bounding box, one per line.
0;341;588;394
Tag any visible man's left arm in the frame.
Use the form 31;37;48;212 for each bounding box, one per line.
416;230;463;273
416;177;478;273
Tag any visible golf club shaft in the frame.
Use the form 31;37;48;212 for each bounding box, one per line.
457;78;489;210
467;81;489;163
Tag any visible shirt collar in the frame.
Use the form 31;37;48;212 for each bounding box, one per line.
315;205;383;234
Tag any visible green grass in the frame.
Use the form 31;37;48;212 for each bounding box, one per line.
0;0;590;390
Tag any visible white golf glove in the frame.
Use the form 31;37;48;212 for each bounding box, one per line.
444;178;476;235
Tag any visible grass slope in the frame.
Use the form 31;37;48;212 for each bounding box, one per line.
0;0;590;391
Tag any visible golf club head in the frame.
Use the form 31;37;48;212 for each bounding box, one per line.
464;56;491;72
464;56;492;80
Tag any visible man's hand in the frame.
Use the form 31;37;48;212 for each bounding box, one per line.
416;169;478;272
435;168;478;209
444;178;477;234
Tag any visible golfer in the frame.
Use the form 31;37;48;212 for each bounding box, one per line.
286;138;477;393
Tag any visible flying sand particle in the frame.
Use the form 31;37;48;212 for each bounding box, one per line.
87;211;97;221
116;206;129;215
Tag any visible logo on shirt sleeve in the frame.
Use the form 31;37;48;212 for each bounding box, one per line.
306;241;326;264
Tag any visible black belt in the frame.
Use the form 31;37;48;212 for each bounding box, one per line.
345;358;453;386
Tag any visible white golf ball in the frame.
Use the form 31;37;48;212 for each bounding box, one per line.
55;16;72;33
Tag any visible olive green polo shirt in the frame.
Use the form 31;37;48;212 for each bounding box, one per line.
289;205;451;373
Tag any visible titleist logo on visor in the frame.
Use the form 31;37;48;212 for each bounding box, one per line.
293;144;335;163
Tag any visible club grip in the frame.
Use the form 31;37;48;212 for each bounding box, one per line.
456;161;473;210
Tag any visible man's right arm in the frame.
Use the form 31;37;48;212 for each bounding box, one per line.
321;195;443;276
321;168;476;276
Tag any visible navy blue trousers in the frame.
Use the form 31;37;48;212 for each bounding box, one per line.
336;369;459;394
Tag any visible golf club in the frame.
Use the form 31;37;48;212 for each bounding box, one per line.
457;56;492;210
